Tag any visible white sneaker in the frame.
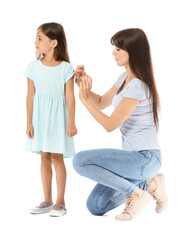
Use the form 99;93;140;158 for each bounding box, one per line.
151;173;168;213
115;191;151;221
49;203;67;217
30;201;53;214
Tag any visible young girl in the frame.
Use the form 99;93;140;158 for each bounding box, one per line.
25;22;77;217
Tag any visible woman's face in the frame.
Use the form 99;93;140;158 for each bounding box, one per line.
112;46;129;67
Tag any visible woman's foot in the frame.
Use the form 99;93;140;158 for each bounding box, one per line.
30;201;53;214
149;173;167;213
115;191;151;221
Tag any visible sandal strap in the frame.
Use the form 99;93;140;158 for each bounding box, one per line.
40;201;52;207
53;203;66;211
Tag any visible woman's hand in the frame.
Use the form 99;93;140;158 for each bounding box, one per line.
79;75;92;103
75;65;86;87
67;123;77;137
26;125;34;139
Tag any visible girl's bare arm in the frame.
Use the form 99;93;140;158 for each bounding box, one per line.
66;76;77;137
26;78;35;138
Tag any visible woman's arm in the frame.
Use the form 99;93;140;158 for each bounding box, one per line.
75;66;117;110
26;78;35;138
66;76;77;137
89;85;118;110
79;76;140;132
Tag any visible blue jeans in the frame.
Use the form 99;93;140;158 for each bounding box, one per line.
73;148;161;215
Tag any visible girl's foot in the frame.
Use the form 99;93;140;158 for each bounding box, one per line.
150;173;168;213
115;191;151;221
49;203;67;217
30;201;53;214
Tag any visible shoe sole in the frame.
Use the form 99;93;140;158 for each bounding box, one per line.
30;210;51;214
49;211;67;217
155;173;168;213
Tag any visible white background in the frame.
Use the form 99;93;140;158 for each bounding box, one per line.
0;0;184;239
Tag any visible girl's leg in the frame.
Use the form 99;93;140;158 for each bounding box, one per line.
86;183;127;215
40;151;52;206
51;153;66;210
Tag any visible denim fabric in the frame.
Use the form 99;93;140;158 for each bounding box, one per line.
73;148;161;215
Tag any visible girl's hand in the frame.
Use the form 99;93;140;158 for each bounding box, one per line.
67;123;77;137
79;75;92;103
26;125;34;139
75;65;86;87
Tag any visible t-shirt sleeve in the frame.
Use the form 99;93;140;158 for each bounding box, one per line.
65;63;74;83
24;62;34;80
123;79;147;101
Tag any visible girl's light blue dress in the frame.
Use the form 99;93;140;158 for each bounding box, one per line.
25;59;75;157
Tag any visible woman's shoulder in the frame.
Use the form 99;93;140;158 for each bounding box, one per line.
128;78;150;99
130;77;143;85
115;72;127;88
129;78;147;90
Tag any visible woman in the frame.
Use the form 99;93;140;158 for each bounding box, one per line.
73;28;167;221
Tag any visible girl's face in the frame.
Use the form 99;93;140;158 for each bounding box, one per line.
112;47;129;67
34;28;56;55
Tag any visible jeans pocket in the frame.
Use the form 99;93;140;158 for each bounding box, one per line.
139;150;161;179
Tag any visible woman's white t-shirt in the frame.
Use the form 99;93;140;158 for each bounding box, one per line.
112;72;160;151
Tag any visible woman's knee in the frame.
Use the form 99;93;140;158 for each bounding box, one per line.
86;194;105;216
73;151;88;174
86;184;110;216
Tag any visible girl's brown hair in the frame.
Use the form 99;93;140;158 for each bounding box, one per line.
38;22;70;63
111;28;160;129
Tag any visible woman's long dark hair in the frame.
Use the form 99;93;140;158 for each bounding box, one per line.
38;22;70;63
111;28;160;129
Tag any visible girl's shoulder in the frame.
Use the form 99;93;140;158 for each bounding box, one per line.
26;59;40;70
61;61;73;69
28;59;73;69
61;61;74;74
62;61;74;83
24;60;40;79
